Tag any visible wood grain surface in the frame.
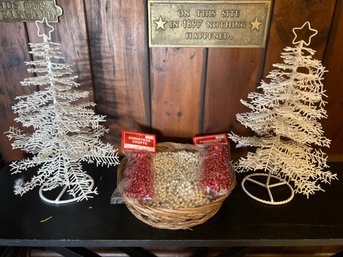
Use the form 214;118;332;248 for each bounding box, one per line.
0;23;32;161
323;0;343;161
0;0;342;162
84;0;150;148
151;48;205;139
202;48;264;135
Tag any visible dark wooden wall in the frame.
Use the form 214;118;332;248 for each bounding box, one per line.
0;0;342;162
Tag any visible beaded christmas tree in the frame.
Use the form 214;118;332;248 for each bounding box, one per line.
6;18;119;204
228;22;337;205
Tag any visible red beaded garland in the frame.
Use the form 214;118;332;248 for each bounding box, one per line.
200;143;232;195
124;152;154;199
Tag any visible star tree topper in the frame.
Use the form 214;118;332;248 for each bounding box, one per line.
35;17;55;41
292;21;318;46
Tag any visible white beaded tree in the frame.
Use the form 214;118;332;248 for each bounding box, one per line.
6;18;119;204
228;22;337;205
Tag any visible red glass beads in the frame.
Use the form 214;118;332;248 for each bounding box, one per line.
200;143;232;195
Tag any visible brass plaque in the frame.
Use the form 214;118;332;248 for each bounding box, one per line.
148;0;271;47
0;0;62;22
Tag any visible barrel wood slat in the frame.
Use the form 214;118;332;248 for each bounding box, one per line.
150;48;206;139
323;0;343;162
202;48;264;136
0;23;33;162
84;0;150;148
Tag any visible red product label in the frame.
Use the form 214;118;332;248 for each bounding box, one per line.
122;131;156;153
193;133;229;145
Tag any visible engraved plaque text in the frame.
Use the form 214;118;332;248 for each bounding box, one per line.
0;0;62;22
148;0;271;47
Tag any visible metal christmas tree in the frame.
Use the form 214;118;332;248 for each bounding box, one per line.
6;18;119;204
228;22;337;205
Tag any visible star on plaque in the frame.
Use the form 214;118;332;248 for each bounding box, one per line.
251;17;262;31
292;21;318;46
35;17;55;40
154;16;167;30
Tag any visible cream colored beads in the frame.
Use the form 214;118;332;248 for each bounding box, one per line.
151;151;211;209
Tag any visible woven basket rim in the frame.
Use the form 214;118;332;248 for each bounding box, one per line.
117;142;236;229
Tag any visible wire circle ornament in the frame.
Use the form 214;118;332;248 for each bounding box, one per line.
241;173;294;205
39;174;95;205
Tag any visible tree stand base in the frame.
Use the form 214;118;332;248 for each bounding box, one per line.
39;174;95;205
241;173;294;205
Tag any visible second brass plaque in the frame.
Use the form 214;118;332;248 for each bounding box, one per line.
0;0;62;22
148;0;271;47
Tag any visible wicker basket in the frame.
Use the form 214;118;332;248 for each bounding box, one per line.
117;142;236;230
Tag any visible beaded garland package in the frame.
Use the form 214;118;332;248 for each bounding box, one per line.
121;151;155;200
119;143;232;208
113;139;236;230
200;143;232;196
